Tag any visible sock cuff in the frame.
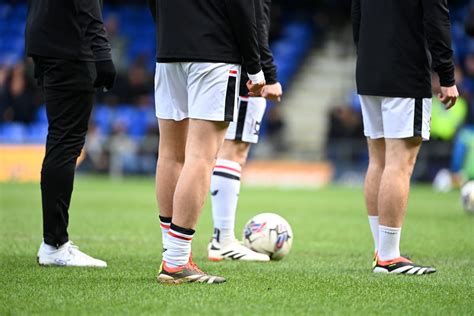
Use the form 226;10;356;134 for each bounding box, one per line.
159;216;171;230
368;215;379;220
379;225;401;233
213;159;242;181
159;215;172;224
215;159;242;173
170;223;195;236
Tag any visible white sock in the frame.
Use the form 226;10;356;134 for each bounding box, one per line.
159;215;171;250
163;223;194;267
210;159;242;246
378;225;401;261
41;241;61;253
368;216;379;251
213;228;235;246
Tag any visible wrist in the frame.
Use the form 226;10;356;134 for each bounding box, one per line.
265;80;278;86
247;70;265;84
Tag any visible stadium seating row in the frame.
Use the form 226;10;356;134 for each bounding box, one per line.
0;4;316;144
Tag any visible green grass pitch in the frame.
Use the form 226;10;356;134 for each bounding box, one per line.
0;176;473;315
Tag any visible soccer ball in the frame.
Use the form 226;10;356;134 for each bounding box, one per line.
242;213;293;260
461;181;474;214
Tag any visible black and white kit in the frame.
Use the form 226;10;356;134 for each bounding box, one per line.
148;0;264;122
352;0;455;140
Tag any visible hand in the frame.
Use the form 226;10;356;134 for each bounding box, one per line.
261;82;283;102
94;60;117;90
246;80;266;97
439;85;458;110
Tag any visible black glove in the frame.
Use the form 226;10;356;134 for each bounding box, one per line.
94;60;116;90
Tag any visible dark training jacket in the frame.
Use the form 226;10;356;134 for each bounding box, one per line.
240;0;278;95
147;0;262;75
25;0;112;62
352;0;455;98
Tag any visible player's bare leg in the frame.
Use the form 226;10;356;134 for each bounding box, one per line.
364;138;385;254
155;119;188;244
219;139;251;167
378;137;421;230
373;137;435;274
157;119;229;284
171;119;229;228
208;139;270;262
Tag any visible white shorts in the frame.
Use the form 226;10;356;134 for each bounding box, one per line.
154;62;240;121
225;96;267;144
359;95;432;141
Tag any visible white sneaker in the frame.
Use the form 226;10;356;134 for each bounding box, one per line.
37;241;107;268
208;238;270;262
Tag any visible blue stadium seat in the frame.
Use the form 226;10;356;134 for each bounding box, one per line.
114;104;137;132
127;107;153;138
26;122;48;144
0;4;11;19
93;105;115;135
0;123;27;144
35;106;48;124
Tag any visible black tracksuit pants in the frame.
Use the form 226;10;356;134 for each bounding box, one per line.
34;57;97;247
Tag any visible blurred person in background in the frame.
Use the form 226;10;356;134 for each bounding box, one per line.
352;0;458;275
326;102;365;180
81;123;109;173
449;5;474;186
26;0;116;267
104;14;128;73
0;62;39;123
97;60;153;106
208;0;282;263
429;69;468;189
451;124;474;184
108;122;139;177
465;1;474;37
264;106;287;152
430;69;468;142
119;62;152;106
0;66;8;118
148;0;265;284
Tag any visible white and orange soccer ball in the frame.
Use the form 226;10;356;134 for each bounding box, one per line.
242;213;293;260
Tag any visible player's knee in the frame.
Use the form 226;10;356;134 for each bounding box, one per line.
385;159;416;178
185;154;215;169
158;143;186;164
368;157;385;171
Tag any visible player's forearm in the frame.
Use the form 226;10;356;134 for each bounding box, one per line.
422;0;455;86
89;23;112;61
81;0;112;61
258;0;277;85
260;46;277;85
226;0;262;76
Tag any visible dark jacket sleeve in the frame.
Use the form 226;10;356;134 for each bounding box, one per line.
351;0;361;49
225;0;262;75
257;0;277;84
78;0;112;62
465;6;474;37
422;0;455;87
147;0;157;22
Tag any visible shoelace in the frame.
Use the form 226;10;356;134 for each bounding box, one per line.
67;242;79;256
67;242;92;260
